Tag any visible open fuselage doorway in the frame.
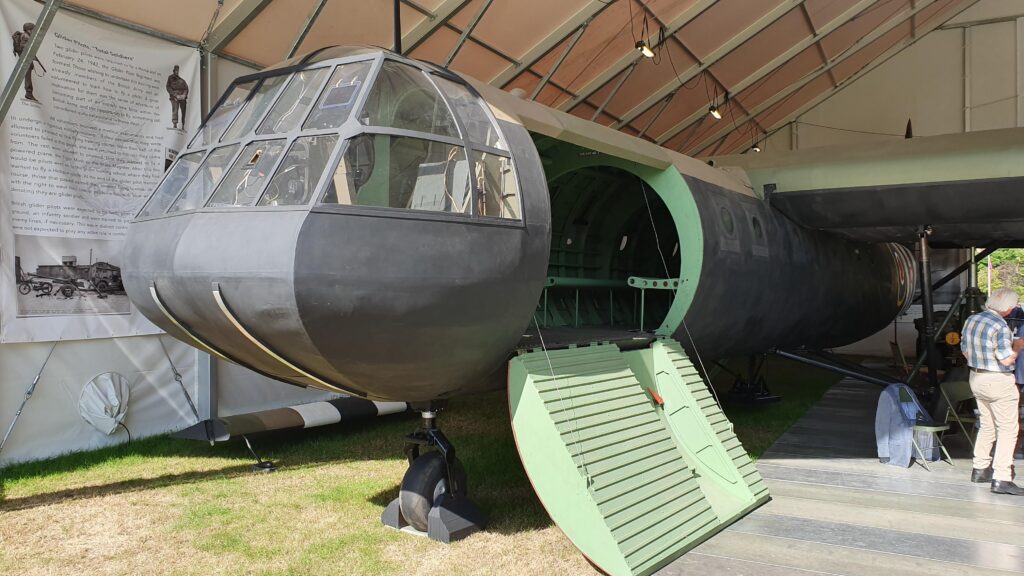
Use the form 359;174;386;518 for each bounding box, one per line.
529;162;681;348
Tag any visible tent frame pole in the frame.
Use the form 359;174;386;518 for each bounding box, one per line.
0;341;59;457
0;0;62;128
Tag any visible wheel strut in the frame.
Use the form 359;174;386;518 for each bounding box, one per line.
402;410;462;496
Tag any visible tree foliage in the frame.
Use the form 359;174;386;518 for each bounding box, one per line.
977;248;1024;298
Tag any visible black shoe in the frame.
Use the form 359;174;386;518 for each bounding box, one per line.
991;481;1024;495
971;468;993;483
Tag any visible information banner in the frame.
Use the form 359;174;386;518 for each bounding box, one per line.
0;0;200;342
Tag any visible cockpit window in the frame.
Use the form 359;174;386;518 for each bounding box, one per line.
433;76;506;150
167;145;240;213
221;76;288;142
257;67;331;135
191;81;256;148
359;62;459;138
258;135;340;206
474;151;520;219
138;52;523;222
137;151;203;218
207;140;288;207
303;61;373;131
322;134;470;214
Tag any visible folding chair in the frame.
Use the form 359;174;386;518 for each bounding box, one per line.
939;377;977;450
898;386;954;471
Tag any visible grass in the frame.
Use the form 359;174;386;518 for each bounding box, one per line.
0;356;839;576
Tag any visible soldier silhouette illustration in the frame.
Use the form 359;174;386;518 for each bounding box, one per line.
11;22;45;102
166;65;189;129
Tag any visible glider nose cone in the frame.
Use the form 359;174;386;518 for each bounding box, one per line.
124;207;548;402
123;211;333;389
291;209;548;400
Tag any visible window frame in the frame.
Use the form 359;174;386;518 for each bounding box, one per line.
203;137;292;209
164;142;245;215
255;65;335;136
132;52;525;228
312;59;524;225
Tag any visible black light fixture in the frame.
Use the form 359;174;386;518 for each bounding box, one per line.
635;39;655;58
749;129;766;153
709;88;726;120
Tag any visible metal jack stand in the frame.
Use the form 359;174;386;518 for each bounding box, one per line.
720;354;781;405
241;435;276;473
382;405;485;543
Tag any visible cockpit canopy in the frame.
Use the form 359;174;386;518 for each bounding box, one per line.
136;47;521;221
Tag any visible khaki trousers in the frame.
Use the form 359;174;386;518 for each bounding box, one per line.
969;370;1020;481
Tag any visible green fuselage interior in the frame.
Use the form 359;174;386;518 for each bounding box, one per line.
539;162;680;333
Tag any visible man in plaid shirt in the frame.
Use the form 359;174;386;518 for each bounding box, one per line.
961;287;1024;495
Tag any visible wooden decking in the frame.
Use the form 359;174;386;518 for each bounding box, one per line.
660;379;1024;575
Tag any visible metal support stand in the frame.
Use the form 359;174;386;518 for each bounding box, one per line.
917;226;941;394
965;247;985;315
382;405;485;543
721;354;781;405
906;290;967;385
241;434;276;473
776;349;900;388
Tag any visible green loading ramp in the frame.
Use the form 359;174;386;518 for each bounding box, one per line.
508;338;769;576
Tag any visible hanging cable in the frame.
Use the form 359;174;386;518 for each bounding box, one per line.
530;314;592;485
528;313;593;483
639;181;722;409
117;421;132;444
796;120;905;138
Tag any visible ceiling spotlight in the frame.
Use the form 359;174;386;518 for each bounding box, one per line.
751;143;761;152
708;104;722;120
635;40;655;59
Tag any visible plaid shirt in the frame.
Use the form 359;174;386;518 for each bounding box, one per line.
961;309;1015;372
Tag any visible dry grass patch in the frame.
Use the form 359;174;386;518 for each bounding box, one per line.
1;359;837;575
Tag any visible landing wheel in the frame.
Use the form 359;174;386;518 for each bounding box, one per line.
39;282;52;295
382;407;485;542
18;283;30;295
59;285;75;297
399;452;467;532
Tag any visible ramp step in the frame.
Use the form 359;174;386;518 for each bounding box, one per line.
509;339;769;576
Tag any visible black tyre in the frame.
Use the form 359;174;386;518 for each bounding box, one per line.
60;285;74;297
18;283;30;295
94;280;109;293
39;282;52;295
399;452;467;532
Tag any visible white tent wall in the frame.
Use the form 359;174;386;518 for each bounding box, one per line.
209;53;258;108
765;1;1024;150
215;360;338;417
0;8;334;469
0;336;196;466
